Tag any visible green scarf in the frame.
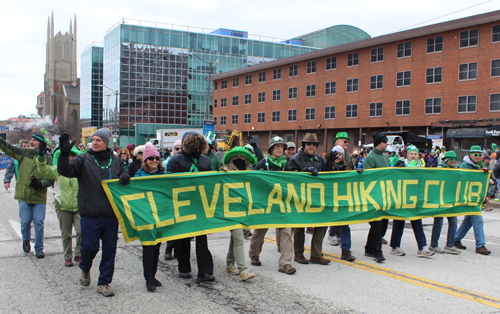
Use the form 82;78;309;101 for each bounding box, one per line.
268;155;288;169
190;157;199;173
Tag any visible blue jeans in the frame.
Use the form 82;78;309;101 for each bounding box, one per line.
455;215;485;248
19;202;46;250
431;217;458;248
339;225;351;250
390;219;427;251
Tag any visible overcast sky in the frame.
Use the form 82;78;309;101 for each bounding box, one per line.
0;0;498;120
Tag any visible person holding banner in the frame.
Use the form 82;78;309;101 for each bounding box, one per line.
287;133;330;265
163;140;181;261
167;131;215;283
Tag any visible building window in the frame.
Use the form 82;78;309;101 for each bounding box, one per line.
258;112;265;123
459;62;478;80
347;52;359;66
273;68;281;80
245;74;252;85
492;59;500;77
288;109;297;121
491;94;500;111
347;78;359;92
326;57;337;70
244;113;251;124
325;106;335;119
370;75;383;90
460;29;479;48
214;116;217;125
214;99;217;109
425;98;442;114
221;115;227;125
427;36;443;53
258;92;266;103
325;81;336;95
371;47;384;62
306;84;316;97
221;97;227;108
232;96;239;106
289;87;298;99
397;42;412;58
306;108;315;120
233;77;239;87
458;95;477;113
346;104;358;118
396;100;411;116
396;71;411;87
232;114;238;125
273;89;281;101
426;67;443;84
214;82;218;90
493;25;500;42
369;102;383;117
272;111;280;122
244;94;252;105
289;64;298;77
259;71;266;82
307;61;317;74
221;80;227;89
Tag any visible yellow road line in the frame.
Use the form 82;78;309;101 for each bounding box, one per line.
264;236;500;309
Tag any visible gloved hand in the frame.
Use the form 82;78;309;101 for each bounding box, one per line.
327;151;339;164
482;167;489;173
357;168;363;174
119;173;131;185
59;133;76;155
247;136;257;148
29;176;43;190
302;166;318;176
38;140;47;157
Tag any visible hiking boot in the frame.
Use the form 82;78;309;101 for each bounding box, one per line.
35;249;45;258
454;241;466;250
310;256;331;265
278;264;297;274
476;246;491;255
429;246;445;254
74;256;82;263
381;237;388;245
341;249;355;262
22;240;31;253
64;259;74;267
417;247;435;257
391;247;406;256
226;263;240;275
146;280;156;292
239;270;255;281
195;274;215;283
294;256;310;264
97;284;115;297
444;246;461;255
328;235;340;246
250;256;261;266
80;270;91;286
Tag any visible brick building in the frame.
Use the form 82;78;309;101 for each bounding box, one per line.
212;10;500;155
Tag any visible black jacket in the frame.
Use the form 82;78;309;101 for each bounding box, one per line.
128;158;142;177
286;148;326;172
167;152;211;173
494;159;500;179
57;148;125;218
254;156;286;171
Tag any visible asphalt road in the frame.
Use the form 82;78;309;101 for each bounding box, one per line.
0;169;499;313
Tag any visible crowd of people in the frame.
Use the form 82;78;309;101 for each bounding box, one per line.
0;129;495;297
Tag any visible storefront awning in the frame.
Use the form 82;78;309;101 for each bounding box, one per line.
445;128;487;139
484;125;500;138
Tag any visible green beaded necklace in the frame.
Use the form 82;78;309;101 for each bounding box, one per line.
92;155;113;169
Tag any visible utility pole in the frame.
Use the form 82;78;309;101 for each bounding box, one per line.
192;54;218;122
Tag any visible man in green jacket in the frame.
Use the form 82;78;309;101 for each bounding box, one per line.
0;134;53;258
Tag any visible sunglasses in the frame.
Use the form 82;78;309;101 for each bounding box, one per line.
147;156;160;161
305;142;318;146
472;153;483;157
174;147;180;151
343;140;349;144
449;158;458;161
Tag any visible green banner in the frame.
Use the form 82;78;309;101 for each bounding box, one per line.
102;168;489;245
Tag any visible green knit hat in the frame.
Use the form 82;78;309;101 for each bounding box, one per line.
469;145;483;153
333;132;351;143
223;146;257;166
407;145;419;154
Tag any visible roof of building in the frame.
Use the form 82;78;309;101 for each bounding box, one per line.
37;92;44;97
63;79;80;104
212;9;500;80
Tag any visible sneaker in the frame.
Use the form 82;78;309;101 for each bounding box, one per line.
364;252;375;257
79;270;91;286
243;230;252;239
195;274;215;283
429;246;445;254
306;227;314;234
374;252;386;263
226;263;240;275
475;246;492;255
97;284;115;297
179;272;191;279
417;247;435;257
74;256;82;263
391;247;406;256
278;264;297;274
250;256;261;266
35;249;45;258
328;235;340;246
64;259;74;267
22;240;31;253
444;246;461;255
341;249;356;262
454;240;467;250
381;237;388;245
239;270;255;281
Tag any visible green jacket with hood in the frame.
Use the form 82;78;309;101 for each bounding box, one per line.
458;155;484;170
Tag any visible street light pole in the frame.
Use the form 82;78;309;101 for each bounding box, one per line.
192;54;218;122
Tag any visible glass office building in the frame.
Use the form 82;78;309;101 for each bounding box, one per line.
80;45;103;129
291;25;371;47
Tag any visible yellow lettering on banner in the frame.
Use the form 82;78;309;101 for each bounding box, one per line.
386;180;401;210
353;182;361;212
423;180;440;208
121;193;154;231
380;181;387;211
468;182;483;206
305;183;325;213
285;183;306;213
360;182;381;212
147;191;174;228
266;183;285;213
333;182;353;212
223;183;246;218
439;181;453;208
173;186;197;223
199;184;221;218
246;182;264;215
402;180;418;209
454;181;469;207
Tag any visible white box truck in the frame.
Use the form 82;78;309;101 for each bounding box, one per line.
149;128;203;150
